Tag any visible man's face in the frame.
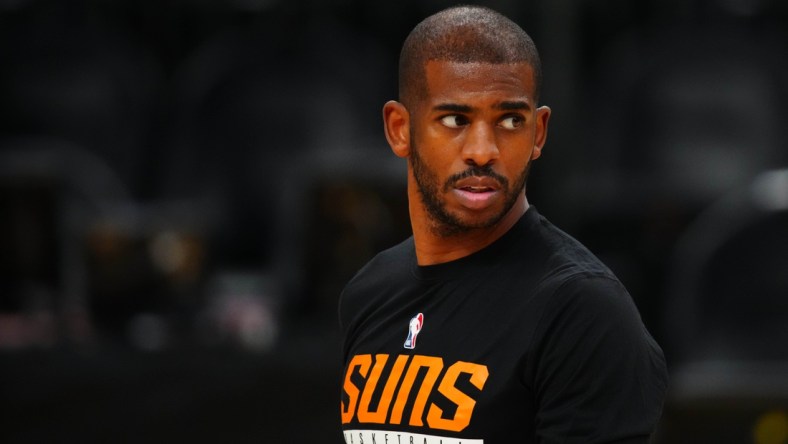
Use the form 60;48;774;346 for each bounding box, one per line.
407;60;549;236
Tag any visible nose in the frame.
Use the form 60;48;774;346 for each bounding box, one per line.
462;123;499;167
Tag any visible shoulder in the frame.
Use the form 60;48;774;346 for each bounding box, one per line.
532;212;616;282
528;275;668;441
541;273;642;333
512;210;622;304
342;236;414;295
523;212;666;378
528;213;649;352
530;272;667;390
528;212;647;342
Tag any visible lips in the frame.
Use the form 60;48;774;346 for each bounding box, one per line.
451;176;502;210
459;185;495;192
452;176;502;192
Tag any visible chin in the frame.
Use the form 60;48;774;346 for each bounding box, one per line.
448;210;508;232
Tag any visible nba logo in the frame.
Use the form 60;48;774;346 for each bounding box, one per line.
403;313;424;349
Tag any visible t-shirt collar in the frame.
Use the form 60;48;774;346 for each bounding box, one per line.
411;206;539;282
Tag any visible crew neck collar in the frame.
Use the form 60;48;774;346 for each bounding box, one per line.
411;206;539;282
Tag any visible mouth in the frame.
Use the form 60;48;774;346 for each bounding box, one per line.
458;185;495;193
452;185;500;210
446;172;506;211
452;173;502;188
452;175;502;193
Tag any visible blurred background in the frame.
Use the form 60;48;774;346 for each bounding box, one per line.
0;0;787;442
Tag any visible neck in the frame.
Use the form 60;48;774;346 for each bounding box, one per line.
410;191;528;266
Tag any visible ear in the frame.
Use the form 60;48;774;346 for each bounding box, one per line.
530;105;551;160
383;100;411;158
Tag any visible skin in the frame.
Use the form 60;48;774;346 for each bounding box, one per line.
383;60;551;265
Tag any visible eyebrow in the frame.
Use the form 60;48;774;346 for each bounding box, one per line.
432;100;532;113
495;100;531;111
433;103;473;113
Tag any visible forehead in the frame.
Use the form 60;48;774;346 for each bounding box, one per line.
422;60;536;106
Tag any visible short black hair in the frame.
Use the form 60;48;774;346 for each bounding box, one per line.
398;5;542;108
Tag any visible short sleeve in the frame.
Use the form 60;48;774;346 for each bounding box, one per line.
529;275;668;444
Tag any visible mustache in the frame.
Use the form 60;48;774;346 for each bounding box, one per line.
443;165;509;191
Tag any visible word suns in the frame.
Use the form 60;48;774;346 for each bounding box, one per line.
341;353;489;433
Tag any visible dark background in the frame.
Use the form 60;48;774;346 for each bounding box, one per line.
1;0;787;442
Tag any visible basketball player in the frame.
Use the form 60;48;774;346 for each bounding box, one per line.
339;6;667;443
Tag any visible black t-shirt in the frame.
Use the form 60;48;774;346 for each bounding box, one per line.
339;207;667;444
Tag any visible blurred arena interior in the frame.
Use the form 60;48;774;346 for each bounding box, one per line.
1;0;787;442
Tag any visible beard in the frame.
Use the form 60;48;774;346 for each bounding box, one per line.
410;138;531;238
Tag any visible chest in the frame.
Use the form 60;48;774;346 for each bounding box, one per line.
341;277;547;441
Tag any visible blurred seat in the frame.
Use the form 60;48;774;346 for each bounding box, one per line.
0;136;131;347
0;2;163;197
159;15;392;270
271;147;409;323
657;168;788;443
665;167;788;364
560;19;788;342
575;17;788;207
0;136;215;349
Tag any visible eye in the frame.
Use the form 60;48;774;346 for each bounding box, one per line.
499;115;524;130
440;115;468;128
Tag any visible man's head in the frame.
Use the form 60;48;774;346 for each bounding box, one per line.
384;6;550;240
398;5;543;109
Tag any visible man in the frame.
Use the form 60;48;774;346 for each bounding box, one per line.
339;6;667;443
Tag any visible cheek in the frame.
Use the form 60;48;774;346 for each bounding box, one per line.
416;134;461;172
499;138;535;165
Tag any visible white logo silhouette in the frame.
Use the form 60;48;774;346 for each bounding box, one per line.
404;313;424;349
